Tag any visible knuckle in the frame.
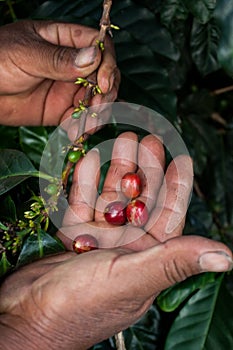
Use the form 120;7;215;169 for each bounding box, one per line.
163;259;190;285
52;47;72;71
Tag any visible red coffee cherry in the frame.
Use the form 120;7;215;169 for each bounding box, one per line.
121;172;142;199
126;199;149;227
73;234;98;254
104;201;127;225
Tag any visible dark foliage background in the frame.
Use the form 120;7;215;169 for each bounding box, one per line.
1;0;233;348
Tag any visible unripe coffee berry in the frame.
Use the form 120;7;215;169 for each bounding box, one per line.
126;199;148;227
121;172;142;199
73;234;98;254
68;150;82;163
45;183;58;195
104;201;127;225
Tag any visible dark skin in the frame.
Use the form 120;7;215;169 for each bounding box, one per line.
1;132;232;350
0;20;232;350
0;20;120;126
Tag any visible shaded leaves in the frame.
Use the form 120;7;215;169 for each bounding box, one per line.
164;274;233;350
0;149;38;195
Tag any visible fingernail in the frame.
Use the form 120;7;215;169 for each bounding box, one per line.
199;251;233;272
75;46;97;68
90;147;100;154
100;70;115;94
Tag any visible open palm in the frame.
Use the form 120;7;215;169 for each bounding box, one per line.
0;132;232;350
59;131;193;250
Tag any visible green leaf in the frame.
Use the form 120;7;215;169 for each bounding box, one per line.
0;126;19;149
157;272;216;312
31;0;102;24
185;194;212;237
160;0;189;28
0;149;38;195
16;229;65;267
215;0;233;76
0;252;12;277
182;0;216;24
164;274;233;349
181;116;216;176
124;304;161;349
225;130;233;225
0;195;17;223
19;126;49;167
191;18;220;75
112;2;178;119
39;127;70;177
179;90;218;175
205;133;233;227
91;341;114;350
112;2;179;60
0;222;8;230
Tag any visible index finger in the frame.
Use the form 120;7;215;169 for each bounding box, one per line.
97;36;118;94
37;22;100;49
62;148;100;226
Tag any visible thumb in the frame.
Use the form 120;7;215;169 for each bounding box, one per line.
121;235;233;297
31;43;101;80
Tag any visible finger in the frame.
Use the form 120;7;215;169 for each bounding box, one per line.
137;134;165;212
62;148;100;226
103;132;139;191
57;222;146;251
113;235;233;299
91;67;121;105
23;21;103;80
37;22;100;48
145;155;193;241
87;69;121;130
37;21;119;86
95;132;139;222
97;37;118;94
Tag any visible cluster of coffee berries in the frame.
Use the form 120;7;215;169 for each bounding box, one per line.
104;172;149;227
72;172;149;254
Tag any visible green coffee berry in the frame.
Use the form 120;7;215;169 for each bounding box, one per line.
68;150;82;163
45;183;58;195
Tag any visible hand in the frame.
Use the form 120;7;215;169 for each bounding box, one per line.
0;132;232;350
0;20;120;127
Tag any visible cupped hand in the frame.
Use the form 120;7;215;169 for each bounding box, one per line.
0;20;120;126
59;131;193;249
0;132;232;350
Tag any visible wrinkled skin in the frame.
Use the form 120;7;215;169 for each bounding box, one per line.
0;132;232;350
0;20;120;127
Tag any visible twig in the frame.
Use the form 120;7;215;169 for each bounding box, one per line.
62;160;74;192
74;0;113;140
6;0;17;22
62;0;113;191
193;179;205;200
115;331;127;350
99;0;113;41
210;112;227;126
74;72;98;142
211;84;233;96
